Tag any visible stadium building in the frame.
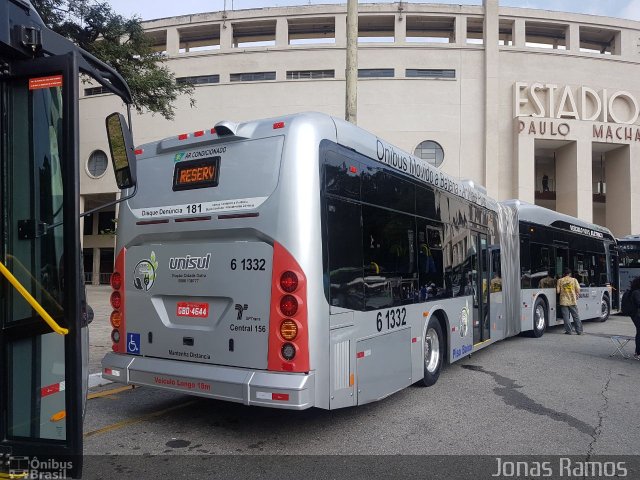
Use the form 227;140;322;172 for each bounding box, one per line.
79;0;640;283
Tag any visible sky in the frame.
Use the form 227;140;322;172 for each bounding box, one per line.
106;0;640;22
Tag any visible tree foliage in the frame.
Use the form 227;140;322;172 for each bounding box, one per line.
32;0;194;119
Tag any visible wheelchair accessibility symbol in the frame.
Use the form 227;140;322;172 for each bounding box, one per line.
127;333;141;354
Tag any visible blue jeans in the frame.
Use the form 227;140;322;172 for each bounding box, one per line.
561;305;583;334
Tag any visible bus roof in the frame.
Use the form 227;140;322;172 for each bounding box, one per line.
137;111;497;213
501;199;614;241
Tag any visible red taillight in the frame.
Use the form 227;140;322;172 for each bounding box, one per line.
112;248;127;353
268;243;309;373
194;130;204;137
110;271;122;290
273;121;285;129
134;148;144;155
280;295;298;317
280;271;298;293
178;133;188;140
110;291;122;310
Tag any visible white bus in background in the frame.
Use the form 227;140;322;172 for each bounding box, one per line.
102;113;616;410
618;235;640;295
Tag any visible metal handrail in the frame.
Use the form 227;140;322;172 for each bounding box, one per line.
0;260;68;335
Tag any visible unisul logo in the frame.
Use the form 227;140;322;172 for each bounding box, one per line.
459;299;470;337
169;253;211;271
133;251;158;291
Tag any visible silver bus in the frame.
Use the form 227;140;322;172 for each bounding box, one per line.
102;113;614;410
502;201;617;335
618;235;640;295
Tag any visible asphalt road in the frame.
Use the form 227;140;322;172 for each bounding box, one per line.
84;287;639;478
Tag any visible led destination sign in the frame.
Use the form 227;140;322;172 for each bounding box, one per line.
173;157;220;191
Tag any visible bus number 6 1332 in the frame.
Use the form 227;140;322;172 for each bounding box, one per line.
376;307;407;332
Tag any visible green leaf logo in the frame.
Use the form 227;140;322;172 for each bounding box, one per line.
174;152;185;162
150;251;159;281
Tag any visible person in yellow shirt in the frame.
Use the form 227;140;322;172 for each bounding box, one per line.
556;268;583;335
490;272;502;293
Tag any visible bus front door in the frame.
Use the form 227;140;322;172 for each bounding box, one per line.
472;233;490;345
1;56;84;478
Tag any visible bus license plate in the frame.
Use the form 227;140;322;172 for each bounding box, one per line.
176;302;209;318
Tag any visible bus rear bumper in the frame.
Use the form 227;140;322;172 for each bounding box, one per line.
101;352;315;410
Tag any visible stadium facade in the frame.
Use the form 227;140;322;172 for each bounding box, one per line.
79;1;640;283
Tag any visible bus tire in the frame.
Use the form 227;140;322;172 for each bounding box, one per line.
598;296;610;323
421;318;444;387
531;297;547;338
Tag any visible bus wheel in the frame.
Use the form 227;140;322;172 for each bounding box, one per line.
422;318;443;387
532;298;547;338
598;297;610;322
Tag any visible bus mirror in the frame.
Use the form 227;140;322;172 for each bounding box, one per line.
105;112;137;190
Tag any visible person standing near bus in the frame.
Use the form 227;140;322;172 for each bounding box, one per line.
629;277;640;360
556;268;583;335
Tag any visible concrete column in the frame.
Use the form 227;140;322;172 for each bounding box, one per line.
555;141;593;222
568;24;579;52
513;18;525;47
605;145;636;236
395;13;406;44
613;31;622;56
455;16;466;45
220;22;233;50
166;27;180;55
335;14;347;48
276;17;288;47
515;131;535;203
92;248;100;286
483;0;500;197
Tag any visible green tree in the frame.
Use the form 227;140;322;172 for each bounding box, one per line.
32;0;194;119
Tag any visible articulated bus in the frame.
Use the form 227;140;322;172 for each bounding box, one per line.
102;112;615;410
504;201;617;333
618;235;640;295
1;0;135;476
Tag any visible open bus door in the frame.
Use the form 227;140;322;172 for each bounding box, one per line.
1;1;135;477
0;53;86;480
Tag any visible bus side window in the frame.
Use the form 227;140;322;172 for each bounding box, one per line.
417;222;445;301
362;205;417;309
491;248;502;292
325;199;364;310
520;235;531;288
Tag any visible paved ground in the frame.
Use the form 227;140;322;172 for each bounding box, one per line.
87;285;113;374
84;289;640;465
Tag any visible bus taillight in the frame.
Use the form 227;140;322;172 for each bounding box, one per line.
268;242;309;372
110;271;122;290
111;248;127;353
280;271;298;292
